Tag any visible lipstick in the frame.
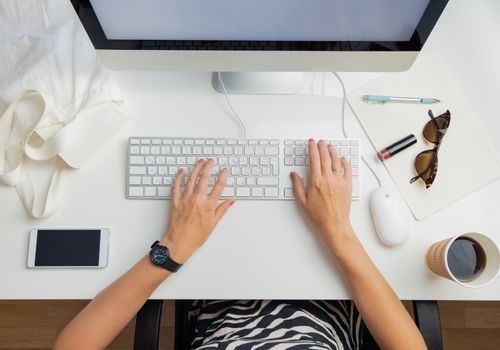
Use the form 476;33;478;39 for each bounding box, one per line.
377;134;417;161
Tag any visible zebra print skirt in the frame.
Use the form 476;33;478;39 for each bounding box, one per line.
189;300;364;349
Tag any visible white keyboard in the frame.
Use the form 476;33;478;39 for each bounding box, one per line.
127;137;360;200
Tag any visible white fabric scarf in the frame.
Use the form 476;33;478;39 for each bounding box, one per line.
0;0;129;218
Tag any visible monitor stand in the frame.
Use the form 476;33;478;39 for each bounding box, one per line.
212;72;303;95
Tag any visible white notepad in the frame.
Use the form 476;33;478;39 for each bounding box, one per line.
348;54;500;220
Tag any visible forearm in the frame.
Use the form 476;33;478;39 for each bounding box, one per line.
54;255;170;350
333;231;426;350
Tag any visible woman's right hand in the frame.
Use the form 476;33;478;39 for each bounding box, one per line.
291;139;354;253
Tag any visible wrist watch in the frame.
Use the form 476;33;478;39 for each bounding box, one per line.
149;241;182;273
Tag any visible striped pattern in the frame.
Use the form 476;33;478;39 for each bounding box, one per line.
189;300;363;349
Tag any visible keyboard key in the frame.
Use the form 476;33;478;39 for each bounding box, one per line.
352;177;360;198
284;147;293;156
140;146;150;154
265;147;279;155
295;157;305;166
236;187;250;197
145;187;156;197
251;187;263;197
130;138;140;144
148;167;157;175
158;187;171;197
264;187;279;197
129;187;144;197
153;177;162;185
284;157;293;166
257;177;279;186
284;188;294;198
130;156;144;165
222;187;235;197
130;166;147;175
294;147;305;156
251;167;262;176
129;176;141;185
151;146;160;154
130;146;140;154
270;158;279;175
142;176;152;185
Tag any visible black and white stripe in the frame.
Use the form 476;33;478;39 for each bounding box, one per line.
189;300;363;349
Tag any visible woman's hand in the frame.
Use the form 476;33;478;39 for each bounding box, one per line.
161;158;235;263
291;139;354;253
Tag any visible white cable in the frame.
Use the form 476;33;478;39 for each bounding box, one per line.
331;72;382;187
217;72;247;138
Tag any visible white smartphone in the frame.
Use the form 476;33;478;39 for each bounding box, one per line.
27;228;109;268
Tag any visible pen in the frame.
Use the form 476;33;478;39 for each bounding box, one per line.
362;95;440;104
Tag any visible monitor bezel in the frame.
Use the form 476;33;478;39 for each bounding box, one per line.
72;0;448;53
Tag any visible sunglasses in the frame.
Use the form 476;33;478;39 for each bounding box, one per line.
410;109;451;188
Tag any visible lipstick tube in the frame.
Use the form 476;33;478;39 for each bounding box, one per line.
377;134;417;161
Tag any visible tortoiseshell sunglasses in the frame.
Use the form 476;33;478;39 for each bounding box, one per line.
410;109;451;188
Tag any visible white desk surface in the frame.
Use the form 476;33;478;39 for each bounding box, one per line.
1;0;500;300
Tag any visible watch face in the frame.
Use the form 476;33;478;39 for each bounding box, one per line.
151;246;169;265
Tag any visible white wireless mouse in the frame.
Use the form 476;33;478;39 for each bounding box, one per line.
369;186;410;246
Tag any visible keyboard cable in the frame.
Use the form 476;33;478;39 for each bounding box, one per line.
331;72;382;187
217;72;248;138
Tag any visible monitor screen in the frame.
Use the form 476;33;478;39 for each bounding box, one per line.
90;0;430;42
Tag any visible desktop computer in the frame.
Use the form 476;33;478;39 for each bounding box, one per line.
72;0;448;200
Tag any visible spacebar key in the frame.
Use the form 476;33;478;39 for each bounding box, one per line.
257;177;279;186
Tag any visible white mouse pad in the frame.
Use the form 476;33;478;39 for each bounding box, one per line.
347;54;500;220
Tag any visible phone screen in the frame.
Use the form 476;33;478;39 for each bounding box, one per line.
34;230;101;266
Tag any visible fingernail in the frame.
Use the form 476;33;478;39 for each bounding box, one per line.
230;200;236;206
290;172;295;178
327;143;333;148
198;158;204;163
308;138;314;143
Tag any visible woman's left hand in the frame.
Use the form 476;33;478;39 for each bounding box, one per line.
161;158;235;263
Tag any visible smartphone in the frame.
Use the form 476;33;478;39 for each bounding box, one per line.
27;229;109;268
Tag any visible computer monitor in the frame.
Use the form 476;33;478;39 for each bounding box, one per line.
73;0;448;93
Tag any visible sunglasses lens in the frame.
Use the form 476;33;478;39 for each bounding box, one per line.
423;112;450;143
413;150;437;188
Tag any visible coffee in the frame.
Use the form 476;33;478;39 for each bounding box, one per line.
447;238;486;281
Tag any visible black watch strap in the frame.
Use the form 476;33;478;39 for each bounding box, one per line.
150;240;183;273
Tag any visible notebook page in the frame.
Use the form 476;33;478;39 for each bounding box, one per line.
348;54;500;220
